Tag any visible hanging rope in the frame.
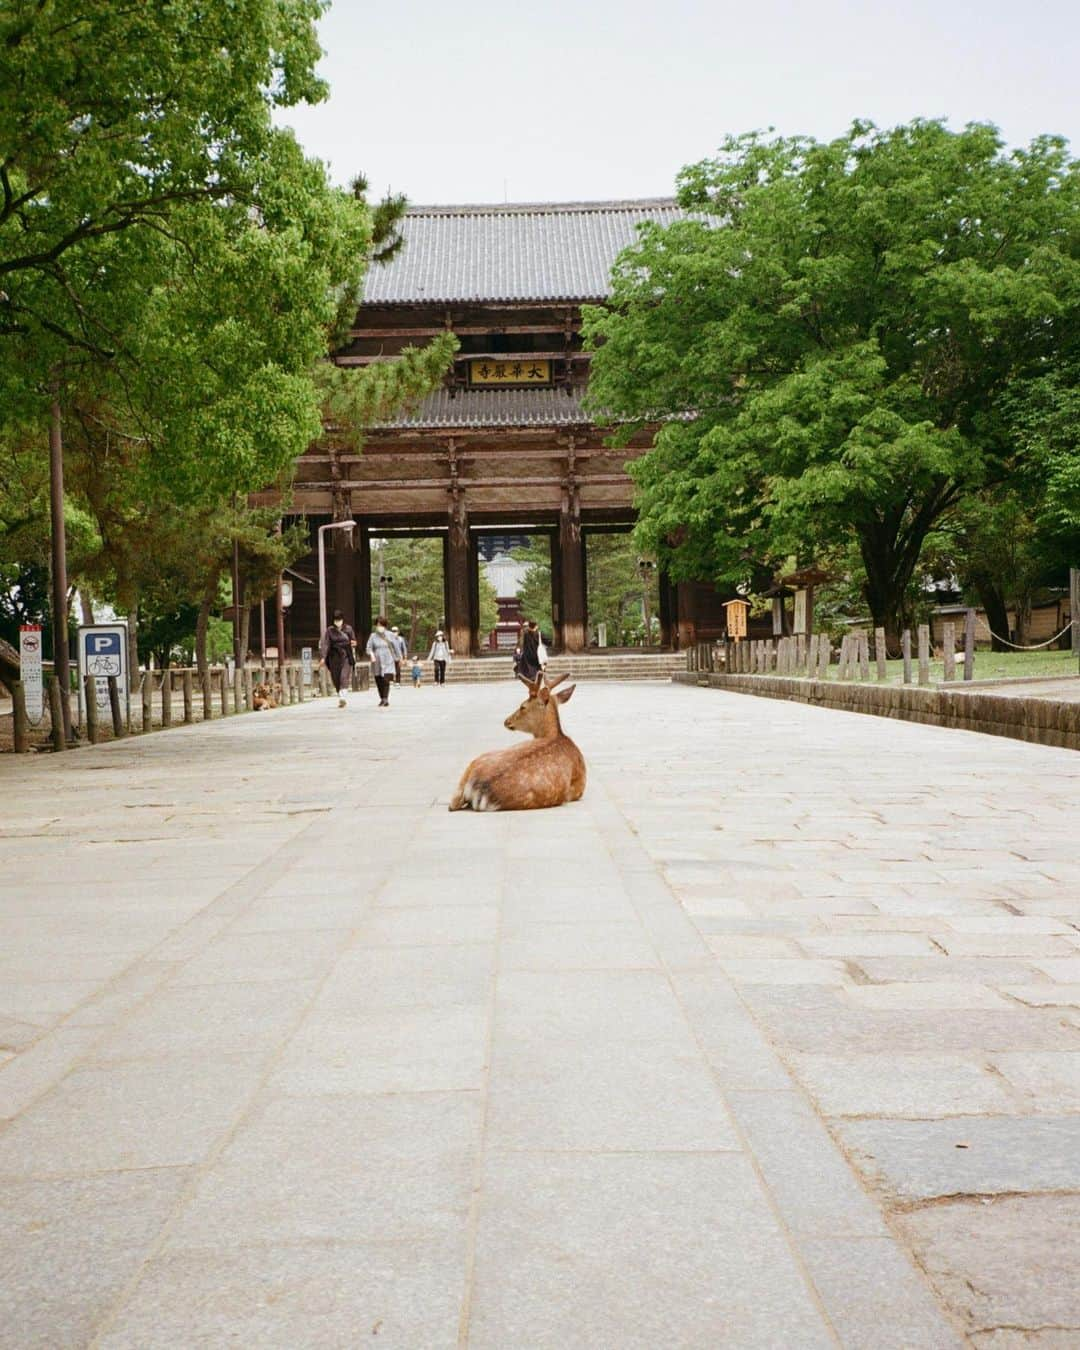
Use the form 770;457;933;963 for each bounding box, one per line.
971;616;1076;651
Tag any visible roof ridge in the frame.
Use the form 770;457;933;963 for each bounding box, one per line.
404;197;679;217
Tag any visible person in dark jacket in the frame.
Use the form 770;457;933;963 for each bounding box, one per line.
516;619;544;681
319;610;357;708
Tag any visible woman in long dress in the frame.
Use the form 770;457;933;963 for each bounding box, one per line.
318;610;356;708
516;620;544;681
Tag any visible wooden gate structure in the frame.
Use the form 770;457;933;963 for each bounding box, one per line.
253;199;728;655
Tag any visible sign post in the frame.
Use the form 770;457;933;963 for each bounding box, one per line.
19;625;44;725
723;598;750;640
301;646;313;687
78;623;129;729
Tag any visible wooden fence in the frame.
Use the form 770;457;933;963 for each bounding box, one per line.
5;659;369;754
686;612;979;687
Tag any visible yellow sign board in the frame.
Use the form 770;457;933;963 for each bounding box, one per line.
723;598;750;639
468;358;552;387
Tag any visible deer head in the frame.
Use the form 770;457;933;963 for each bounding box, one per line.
504;672;576;736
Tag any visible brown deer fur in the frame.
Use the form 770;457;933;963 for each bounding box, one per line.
449;673;586;812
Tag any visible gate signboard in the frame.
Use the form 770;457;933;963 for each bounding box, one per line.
301;647;313;686
78;623;129;722
19;625;44;724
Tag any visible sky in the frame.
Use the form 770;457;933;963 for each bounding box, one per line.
274;0;1080;206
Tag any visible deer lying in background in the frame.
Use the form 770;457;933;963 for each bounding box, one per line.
449;672;586;812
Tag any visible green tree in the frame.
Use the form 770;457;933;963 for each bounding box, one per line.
585;534;659;645
512;538;554;640
585;121;1080;651
373;536;497;654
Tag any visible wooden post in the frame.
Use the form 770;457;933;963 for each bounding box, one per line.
182;670;194;724
12;682;29;753
918;624;930;686
162;670;173;728
245;667;255;710
902;630;912;684
83;675;99;744
942;622;956;682
796;634;806;674
220;668;230;716
807;634;818;677
201;670;212;721
50;676;68;750
818;639;831;679
858;633;870;682
964;608;976;681
107;675;125;737
875;627;887;682
234;667;244;711
1071;567;1079;655
141;672;153;732
297;665;306;703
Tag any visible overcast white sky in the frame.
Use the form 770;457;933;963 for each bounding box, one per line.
275;0;1080;206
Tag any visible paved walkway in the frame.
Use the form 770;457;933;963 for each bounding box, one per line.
1;681;1079;1347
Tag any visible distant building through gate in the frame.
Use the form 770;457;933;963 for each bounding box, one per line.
254;199;733;655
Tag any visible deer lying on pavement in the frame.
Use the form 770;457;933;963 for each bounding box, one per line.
449;672;586;812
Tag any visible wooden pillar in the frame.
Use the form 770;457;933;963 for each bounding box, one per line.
444;497;473;658
557;497;586;653
356;523;372;640
658;569;675;649
675;582;699;649
468;530;482;655
332;519;354;629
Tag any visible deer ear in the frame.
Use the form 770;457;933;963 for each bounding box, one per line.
555;684;576;704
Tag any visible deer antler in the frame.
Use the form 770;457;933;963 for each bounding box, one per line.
545;672;570;691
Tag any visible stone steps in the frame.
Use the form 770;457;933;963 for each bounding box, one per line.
407;653;684;683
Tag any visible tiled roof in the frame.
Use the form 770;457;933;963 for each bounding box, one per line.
368;387;600;431
361;200;689;305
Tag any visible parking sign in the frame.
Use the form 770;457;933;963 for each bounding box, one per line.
78;623;129;721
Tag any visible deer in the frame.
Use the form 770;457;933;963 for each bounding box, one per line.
449;672;586;812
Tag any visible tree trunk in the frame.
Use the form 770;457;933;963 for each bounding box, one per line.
194;573;220;677
126;599;139;680
973;577;1010;652
79;590;95;626
239;604;252;666
1014;592;1032;648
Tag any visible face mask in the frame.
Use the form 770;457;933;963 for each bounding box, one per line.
376;624;386;634
333;620;344;629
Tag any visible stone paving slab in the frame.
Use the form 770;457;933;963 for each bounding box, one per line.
1;679;1079;1343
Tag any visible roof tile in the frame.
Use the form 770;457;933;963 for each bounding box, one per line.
362;199;690;305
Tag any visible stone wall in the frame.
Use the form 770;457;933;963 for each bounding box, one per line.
672;671;1080;752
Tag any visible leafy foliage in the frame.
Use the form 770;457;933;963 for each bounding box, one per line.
585;120;1080;647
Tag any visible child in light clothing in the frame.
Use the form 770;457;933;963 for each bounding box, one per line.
411;656;422;687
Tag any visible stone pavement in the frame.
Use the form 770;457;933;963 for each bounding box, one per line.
1;680;1078;1347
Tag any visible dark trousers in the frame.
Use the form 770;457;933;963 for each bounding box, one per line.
434;660;447;684
375;674;391;703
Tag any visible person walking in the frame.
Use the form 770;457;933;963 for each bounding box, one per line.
427;629;451;685
366;617;397;707
516;619;545;682
389;625;407;683
318;610;356;709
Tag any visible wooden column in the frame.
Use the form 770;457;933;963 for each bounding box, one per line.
356;523;372;639
444;497;473;658
658;569;675;649
675;581;699;649
557;495;586;653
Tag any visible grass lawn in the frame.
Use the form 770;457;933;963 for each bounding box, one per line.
881;647;1078;685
